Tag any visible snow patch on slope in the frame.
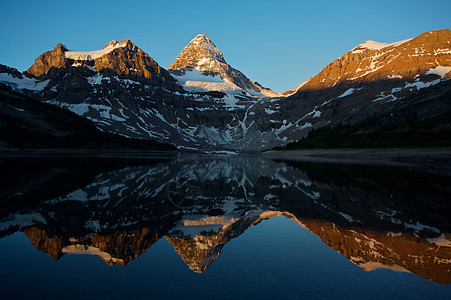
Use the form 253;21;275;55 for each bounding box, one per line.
172;68;243;94
0;73;50;91
338;88;358;98
62;245;125;265
0;213;47;231
426;234;451;247
425;66;451;78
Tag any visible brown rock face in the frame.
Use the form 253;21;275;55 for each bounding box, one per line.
295;29;451;93
166;235;224;273
26;44;71;78
273;29;451;147
22;227;164;266
93;40;176;87
23;227;64;260
302;219;451;285
90;228;160;265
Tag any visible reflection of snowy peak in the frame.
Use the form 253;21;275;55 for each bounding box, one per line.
166;210;305;273
169;34;280;97
0;155;450;283
166;211;261;273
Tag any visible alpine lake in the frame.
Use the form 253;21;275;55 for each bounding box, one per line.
0;153;450;299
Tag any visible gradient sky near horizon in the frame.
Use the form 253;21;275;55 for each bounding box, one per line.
1;0;450;92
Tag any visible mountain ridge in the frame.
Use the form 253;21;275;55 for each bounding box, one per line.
0;29;450;152
294;29;451;93
25;39;179;90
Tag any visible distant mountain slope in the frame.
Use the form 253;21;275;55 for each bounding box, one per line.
0;83;175;151
291;29;451;93
259;29;451;147
278;79;451;149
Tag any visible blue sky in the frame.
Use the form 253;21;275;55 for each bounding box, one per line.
1;0;450;92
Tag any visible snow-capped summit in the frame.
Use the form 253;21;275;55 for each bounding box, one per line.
350;38;413;54
169;34;227;71
64;40;129;61
290;29;451;94
169;34;280;97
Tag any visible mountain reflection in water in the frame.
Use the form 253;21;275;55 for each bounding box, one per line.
0;154;450;285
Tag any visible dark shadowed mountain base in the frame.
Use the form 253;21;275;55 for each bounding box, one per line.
0;84;176;151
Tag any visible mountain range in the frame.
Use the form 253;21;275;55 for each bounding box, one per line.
0;29;450;152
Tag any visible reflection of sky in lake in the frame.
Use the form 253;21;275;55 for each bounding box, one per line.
0;154;450;299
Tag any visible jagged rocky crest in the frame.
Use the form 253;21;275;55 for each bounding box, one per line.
26;40;178;89
26;43;70;78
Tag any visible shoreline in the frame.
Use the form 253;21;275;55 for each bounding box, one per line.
262;148;451;177
1;147;451;176
0;149;179;159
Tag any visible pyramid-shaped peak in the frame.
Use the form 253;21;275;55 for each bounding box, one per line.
168;33;279;97
168;34;226;71
187;34;224;61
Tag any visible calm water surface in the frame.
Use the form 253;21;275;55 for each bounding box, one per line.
0;153;450;299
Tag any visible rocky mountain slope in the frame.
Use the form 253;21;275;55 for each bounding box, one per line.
0;82;174;150
0;39;278;152
259;29;451;145
298;30;451;92
0;29;450;152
